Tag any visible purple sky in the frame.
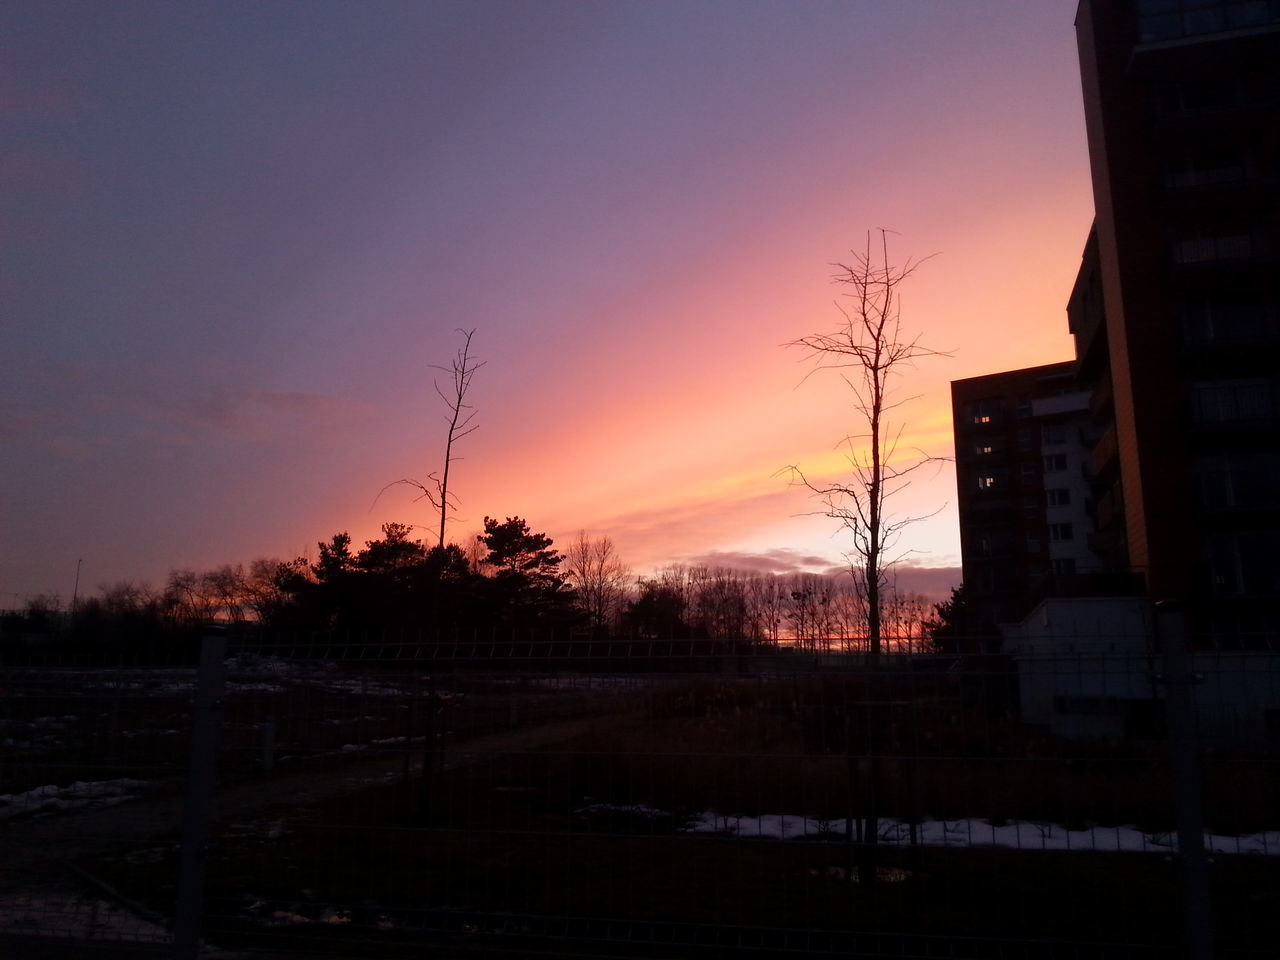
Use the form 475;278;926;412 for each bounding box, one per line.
2;1;1093;607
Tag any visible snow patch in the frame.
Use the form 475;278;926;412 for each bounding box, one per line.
0;779;151;820
681;813;1280;855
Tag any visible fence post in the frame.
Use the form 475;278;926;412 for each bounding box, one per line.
1155;602;1212;960
174;627;227;959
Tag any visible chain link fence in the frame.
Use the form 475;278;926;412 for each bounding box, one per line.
3;623;1277;958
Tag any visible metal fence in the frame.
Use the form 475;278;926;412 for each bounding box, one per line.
2;625;1277;959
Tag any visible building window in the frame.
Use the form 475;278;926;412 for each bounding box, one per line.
1155;74;1239;114
1016;429;1033;452
1043;454;1068;472
1139;1;1280;44
1026;534;1041;553
1207;532;1280;595
1049;523;1074;542
1047;488;1071;507
1181;290;1275;344
1052;558;1076;577
1191;379;1273;423
1023;495;1039;518
1015;396;1032;418
1174;233;1257;264
1041;424;1066;446
1166;146;1248;189
977;475;998;491
1195;454;1280;508
974;441;999;456
966;397;1001;426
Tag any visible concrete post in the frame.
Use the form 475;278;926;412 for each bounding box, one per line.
1155;602;1213;960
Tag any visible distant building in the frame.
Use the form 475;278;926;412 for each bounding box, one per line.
953;1;1280;645
952;362;1105;635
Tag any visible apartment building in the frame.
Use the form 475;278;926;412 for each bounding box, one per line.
952;363;1102;634
954;1;1280;641
1074;0;1280;639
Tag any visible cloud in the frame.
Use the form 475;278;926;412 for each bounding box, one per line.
881;563;962;600
584;485;802;568
673;551;959;600
679;548;840;576
164;389;369;440
577;484;959;600
9;361;373;453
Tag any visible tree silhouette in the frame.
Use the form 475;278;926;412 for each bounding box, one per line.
784;231;946;657
564;531;629;630
784;230;947;890
478;516;572;619
381;328;485;548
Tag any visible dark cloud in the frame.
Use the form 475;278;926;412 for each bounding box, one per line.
672;549;960;600
882;563;962;600
681;548;840;576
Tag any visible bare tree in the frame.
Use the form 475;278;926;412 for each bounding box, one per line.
202;564;250;625
163;568;220;624
564;531;630;629
688;566;748;640
243;558;289;622
381;328;485;549
784;231;946;657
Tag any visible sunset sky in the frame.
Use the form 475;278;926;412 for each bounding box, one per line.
2;1;1094;607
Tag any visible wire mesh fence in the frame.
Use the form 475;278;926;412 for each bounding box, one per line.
2;625;1277;958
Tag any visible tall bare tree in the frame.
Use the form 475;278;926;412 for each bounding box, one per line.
382;329;485;549
784;231;945;657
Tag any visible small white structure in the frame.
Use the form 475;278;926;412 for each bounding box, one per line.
1002;597;1280;742
1003;597;1158;739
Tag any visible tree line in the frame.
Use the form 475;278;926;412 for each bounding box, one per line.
2;518;963;653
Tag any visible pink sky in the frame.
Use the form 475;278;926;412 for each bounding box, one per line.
2;2;1091;606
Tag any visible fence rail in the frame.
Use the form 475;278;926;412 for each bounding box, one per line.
2;626;1277;958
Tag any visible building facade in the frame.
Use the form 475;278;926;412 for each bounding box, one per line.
954;1;1280;642
952;362;1103;634
1074;0;1280;640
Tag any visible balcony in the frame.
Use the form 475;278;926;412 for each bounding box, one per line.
1090;423;1119;479
1031;391;1091;418
1136;1;1280;47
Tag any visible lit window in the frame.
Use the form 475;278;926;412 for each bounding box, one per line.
978;475;997;491
966;398;1001;426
